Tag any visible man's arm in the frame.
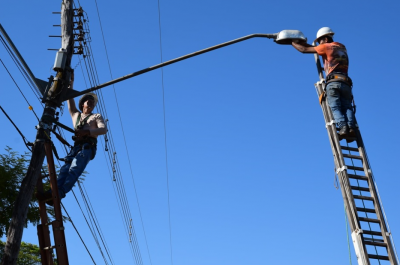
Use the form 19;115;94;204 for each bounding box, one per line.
292;41;318;54
67;71;79;116
90;115;108;136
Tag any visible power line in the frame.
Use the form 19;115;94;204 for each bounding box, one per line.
0;57;39;120
0;34;42;102
156;1;174;264
0;105;32;151
60;202;97;265
75;13;144;264
91;0;153;263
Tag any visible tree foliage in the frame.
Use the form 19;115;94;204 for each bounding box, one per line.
0;146;82;238
0;147;40;238
0;240;41;265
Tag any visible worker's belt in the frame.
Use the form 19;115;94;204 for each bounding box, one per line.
326;73;353;86
74;137;97;147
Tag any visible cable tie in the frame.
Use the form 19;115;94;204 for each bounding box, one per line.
325;120;336;128
336;166;347;174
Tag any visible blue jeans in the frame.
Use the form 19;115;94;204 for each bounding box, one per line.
326;81;355;129
56;143;95;198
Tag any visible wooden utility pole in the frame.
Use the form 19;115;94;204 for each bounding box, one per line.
1;1;74;265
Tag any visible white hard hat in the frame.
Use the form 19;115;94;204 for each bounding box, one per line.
315;27;335;42
78;92;98;111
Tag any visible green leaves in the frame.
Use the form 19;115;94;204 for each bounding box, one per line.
0;147;39;238
0;240;41;265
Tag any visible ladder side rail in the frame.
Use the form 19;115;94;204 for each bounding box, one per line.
315;82;362;233
314;53;371;265
355;132;399;265
44;142;69;265
36;178;54;265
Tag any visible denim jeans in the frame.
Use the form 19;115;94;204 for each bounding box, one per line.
325;81;355;129
56;143;95;198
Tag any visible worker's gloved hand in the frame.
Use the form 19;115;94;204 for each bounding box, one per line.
75;129;90;138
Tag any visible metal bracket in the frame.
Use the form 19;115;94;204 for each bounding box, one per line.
368;169;372;174
36;122;52;131
354;228;363;235
336;166;347;174
325;120;336;128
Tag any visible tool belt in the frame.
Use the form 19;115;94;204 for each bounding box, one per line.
326;73;353;87
74;136;97;147
73;137;97;160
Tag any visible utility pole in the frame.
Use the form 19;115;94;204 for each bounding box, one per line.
1;1;74;264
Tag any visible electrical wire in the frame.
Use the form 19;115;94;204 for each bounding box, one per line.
78;182;115;265
61;202;97;265
156;1;174;264
0;105;32;151
0;34;43;102
0;57;39;120
91;0;153;263
75;12;144;264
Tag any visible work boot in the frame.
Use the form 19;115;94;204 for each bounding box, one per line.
338;125;349;140
348;127;356;137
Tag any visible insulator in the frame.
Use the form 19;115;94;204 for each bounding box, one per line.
74;21;84;30
74;7;84;17
105;147;108;151
75;33;85;42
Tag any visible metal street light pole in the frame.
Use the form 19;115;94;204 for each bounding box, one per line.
64;30;307;101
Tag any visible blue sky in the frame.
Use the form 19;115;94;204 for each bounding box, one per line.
1;0;399;264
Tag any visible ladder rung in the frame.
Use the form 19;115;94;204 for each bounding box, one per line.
43;245;56;250
368;254;390;260
348;174;368;181
351;186;370;192
341;146;359;152
353;195;374;201
40;174;49;180
356;207;375;213
364;241;387;247
343;154;363;160
347;165;365;171
363;230;383;236
359;217;380;224
364;238;385;243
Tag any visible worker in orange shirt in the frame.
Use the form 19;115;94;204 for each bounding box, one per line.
292;27;355;139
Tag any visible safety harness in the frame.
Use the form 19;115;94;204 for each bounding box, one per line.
73;113;98;147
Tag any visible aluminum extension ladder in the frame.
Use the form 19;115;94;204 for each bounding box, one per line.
313;53;399;265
